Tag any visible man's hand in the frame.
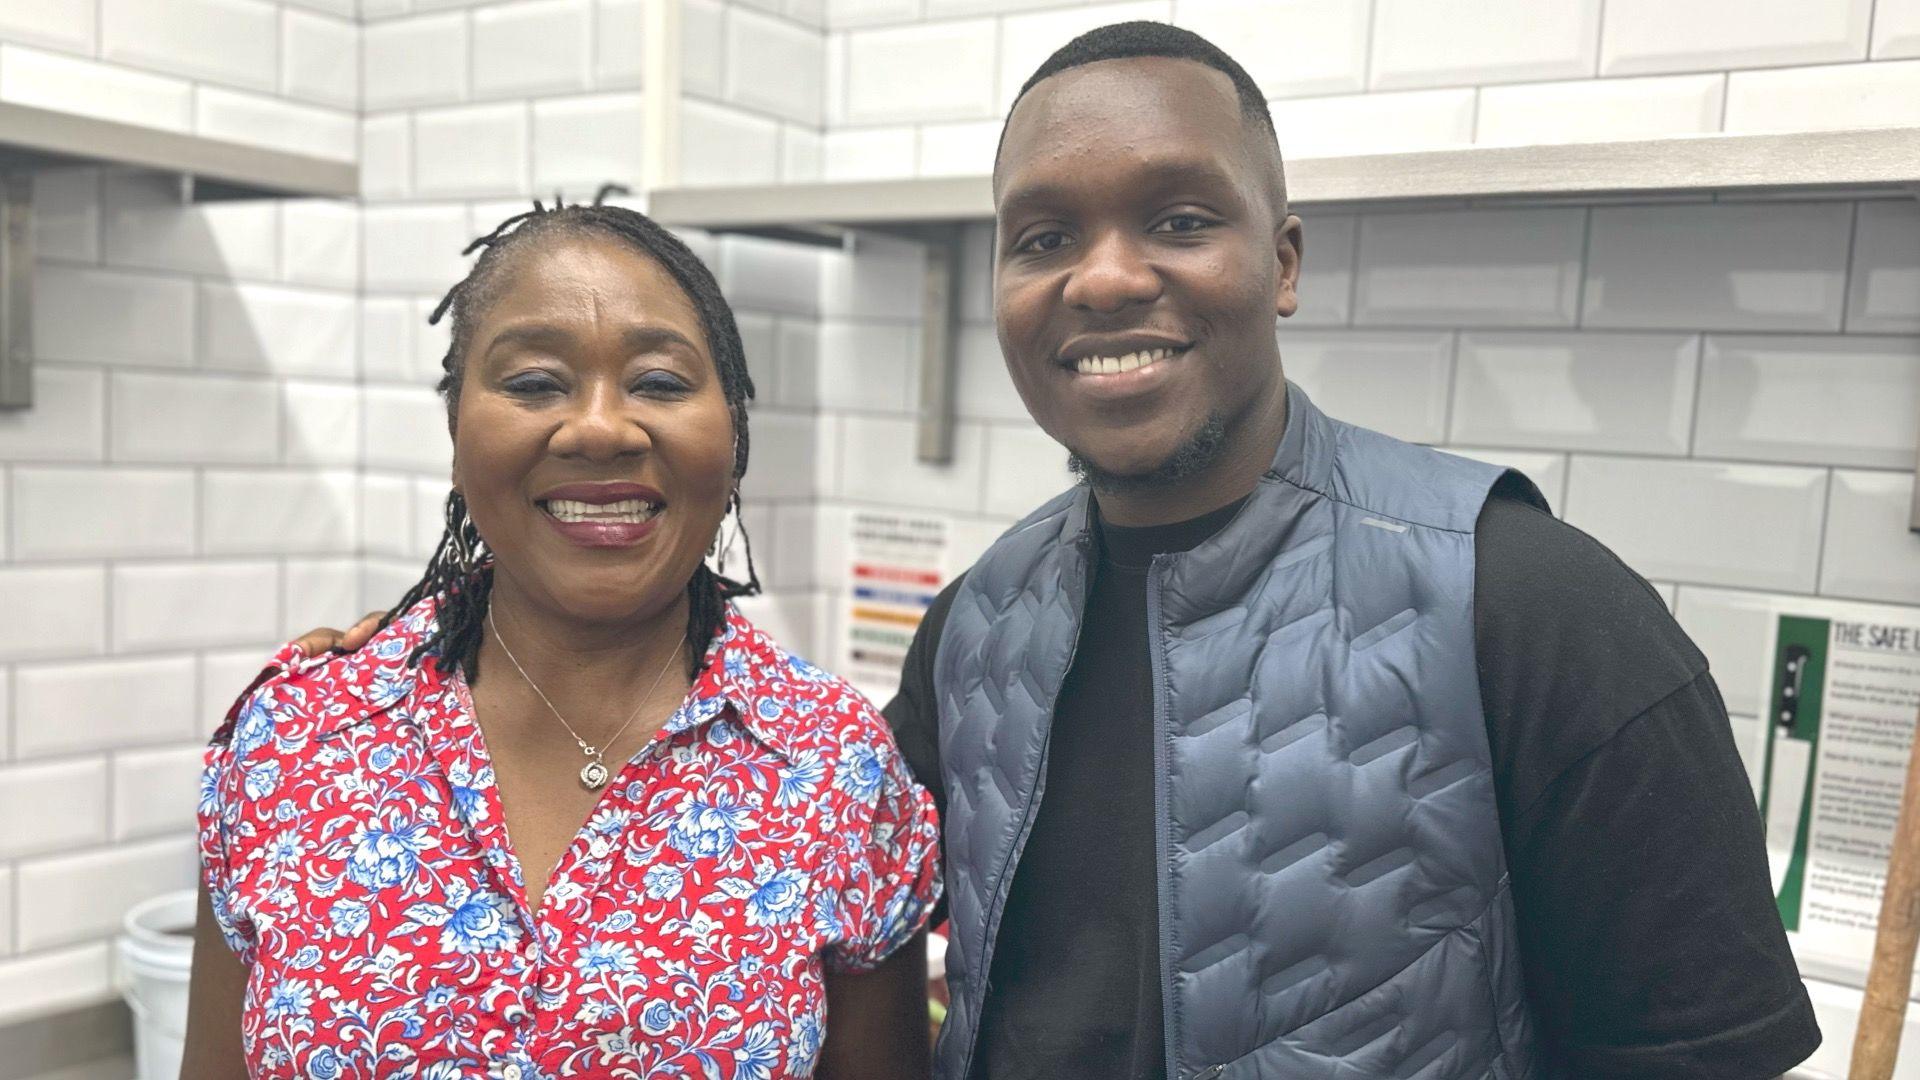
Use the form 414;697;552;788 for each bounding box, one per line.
294;611;388;656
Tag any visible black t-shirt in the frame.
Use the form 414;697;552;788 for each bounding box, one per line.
882;483;1819;1080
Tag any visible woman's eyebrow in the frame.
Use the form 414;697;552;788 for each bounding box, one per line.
623;325;703;355
480;323;702;359
482;323;576;360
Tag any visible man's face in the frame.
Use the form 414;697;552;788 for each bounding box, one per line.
993;57;1301;485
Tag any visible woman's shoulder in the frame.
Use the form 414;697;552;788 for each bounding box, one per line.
721;605;900;754
210;602;438;775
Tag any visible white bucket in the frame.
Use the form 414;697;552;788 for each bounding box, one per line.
117;889;197;1080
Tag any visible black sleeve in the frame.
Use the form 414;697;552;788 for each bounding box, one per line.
881;573;963;925
1505;674;1820;1079
1475;491;1819;1078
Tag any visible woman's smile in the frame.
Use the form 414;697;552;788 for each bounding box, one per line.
534;481;667;548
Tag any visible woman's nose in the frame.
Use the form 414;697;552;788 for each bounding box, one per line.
549;382;650;460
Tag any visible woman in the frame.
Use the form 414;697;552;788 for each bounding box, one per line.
182;196;942;1079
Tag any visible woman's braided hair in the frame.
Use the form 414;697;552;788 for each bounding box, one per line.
387;185;760;681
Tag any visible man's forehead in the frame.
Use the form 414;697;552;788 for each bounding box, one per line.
996;56;1261;203
998;56;1250;183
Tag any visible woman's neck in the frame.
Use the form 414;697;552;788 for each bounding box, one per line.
475;579;693;712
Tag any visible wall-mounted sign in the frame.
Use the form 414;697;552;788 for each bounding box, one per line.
841;510;951;702
1760;598;1920;992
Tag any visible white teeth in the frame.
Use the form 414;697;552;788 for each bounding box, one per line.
1074;347;1176;375
542;497;661;524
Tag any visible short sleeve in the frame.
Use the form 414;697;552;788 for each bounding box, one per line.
824;738;943;973
197;641;310;965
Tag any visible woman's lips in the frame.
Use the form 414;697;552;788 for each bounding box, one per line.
537;495;664;548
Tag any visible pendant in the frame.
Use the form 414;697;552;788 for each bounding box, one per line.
579;759;610;790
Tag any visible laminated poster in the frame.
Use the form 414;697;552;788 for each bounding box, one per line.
1760;598;1920;991
840;510;951;704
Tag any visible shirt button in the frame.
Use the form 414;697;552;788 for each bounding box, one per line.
502;1066;523;1080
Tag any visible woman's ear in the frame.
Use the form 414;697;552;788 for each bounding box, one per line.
1275;214;1304;319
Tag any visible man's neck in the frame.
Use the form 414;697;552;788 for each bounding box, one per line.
1094;383;1289;528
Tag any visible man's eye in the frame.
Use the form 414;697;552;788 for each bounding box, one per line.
1019;231;1070;254
1155;214;1214;234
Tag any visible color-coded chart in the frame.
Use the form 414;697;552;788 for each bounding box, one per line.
841;511;951;700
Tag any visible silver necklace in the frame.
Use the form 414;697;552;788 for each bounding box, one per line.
486;608;685;791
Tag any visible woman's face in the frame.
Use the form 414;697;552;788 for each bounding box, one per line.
452;232;736;628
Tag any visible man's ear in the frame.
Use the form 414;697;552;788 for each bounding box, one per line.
1275;214;1304;320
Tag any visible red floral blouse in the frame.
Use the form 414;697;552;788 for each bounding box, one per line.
198;600;941;1079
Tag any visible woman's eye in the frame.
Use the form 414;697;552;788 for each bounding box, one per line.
633;371;691;395
1018;230;1070;254
502;371;565;395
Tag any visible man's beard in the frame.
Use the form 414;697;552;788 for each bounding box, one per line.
1066;413;1229;494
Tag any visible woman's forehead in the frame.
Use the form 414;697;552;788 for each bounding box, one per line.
480;235;706;338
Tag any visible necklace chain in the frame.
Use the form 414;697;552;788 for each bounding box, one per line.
486;607;684;789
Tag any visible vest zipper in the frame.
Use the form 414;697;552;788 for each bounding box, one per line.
958;534;1092;1080
1146;560;1182;1080
1192;1066;1227;1080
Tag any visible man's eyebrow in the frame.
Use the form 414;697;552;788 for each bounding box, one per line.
997;157;1244;219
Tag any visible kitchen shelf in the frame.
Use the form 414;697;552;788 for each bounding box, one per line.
648;127;1920;233
0;101;360;409
650;126;1920;520
0;101;357;200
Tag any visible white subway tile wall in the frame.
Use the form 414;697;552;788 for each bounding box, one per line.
5;0;1920;1047
1369;0;1603;91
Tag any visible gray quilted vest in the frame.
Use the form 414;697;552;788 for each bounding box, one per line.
931;383;1543;1080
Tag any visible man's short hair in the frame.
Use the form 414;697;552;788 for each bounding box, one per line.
998;20;1285;201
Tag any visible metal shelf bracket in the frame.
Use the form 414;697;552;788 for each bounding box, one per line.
0;174;31;410
1909;184;1920;535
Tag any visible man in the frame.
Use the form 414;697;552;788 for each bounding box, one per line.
880;21;1817;1080
301;21;1818;1080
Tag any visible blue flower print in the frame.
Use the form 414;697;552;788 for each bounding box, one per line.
242;760;281;799
272;799;297;823
446;760;491;824
788;1013;824;1074
437;884;521;955
264;830;304;869
785;655;828;683
231;695;276;756
367;744;400;772
666;797;753;861
327;898;370;937
735;1021;782;1080
263;977;313;1023
775;749;825;809
197;768;220;818
743;869;808;928
835;743;885;802
725;652;748;679
420;1062;466;1080
643;864;684;901
639;999;676;1037
811;893;842;942
369;635;409;661
423;985;456;1011
345;820;432;890
290;945;323;969
600;910;637;934
575;940;637;978
307;1047;344;1080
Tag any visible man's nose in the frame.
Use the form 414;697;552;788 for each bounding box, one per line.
1061;230;1162;313
550;382;649;460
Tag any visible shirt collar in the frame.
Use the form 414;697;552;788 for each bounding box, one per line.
318;600;808;762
